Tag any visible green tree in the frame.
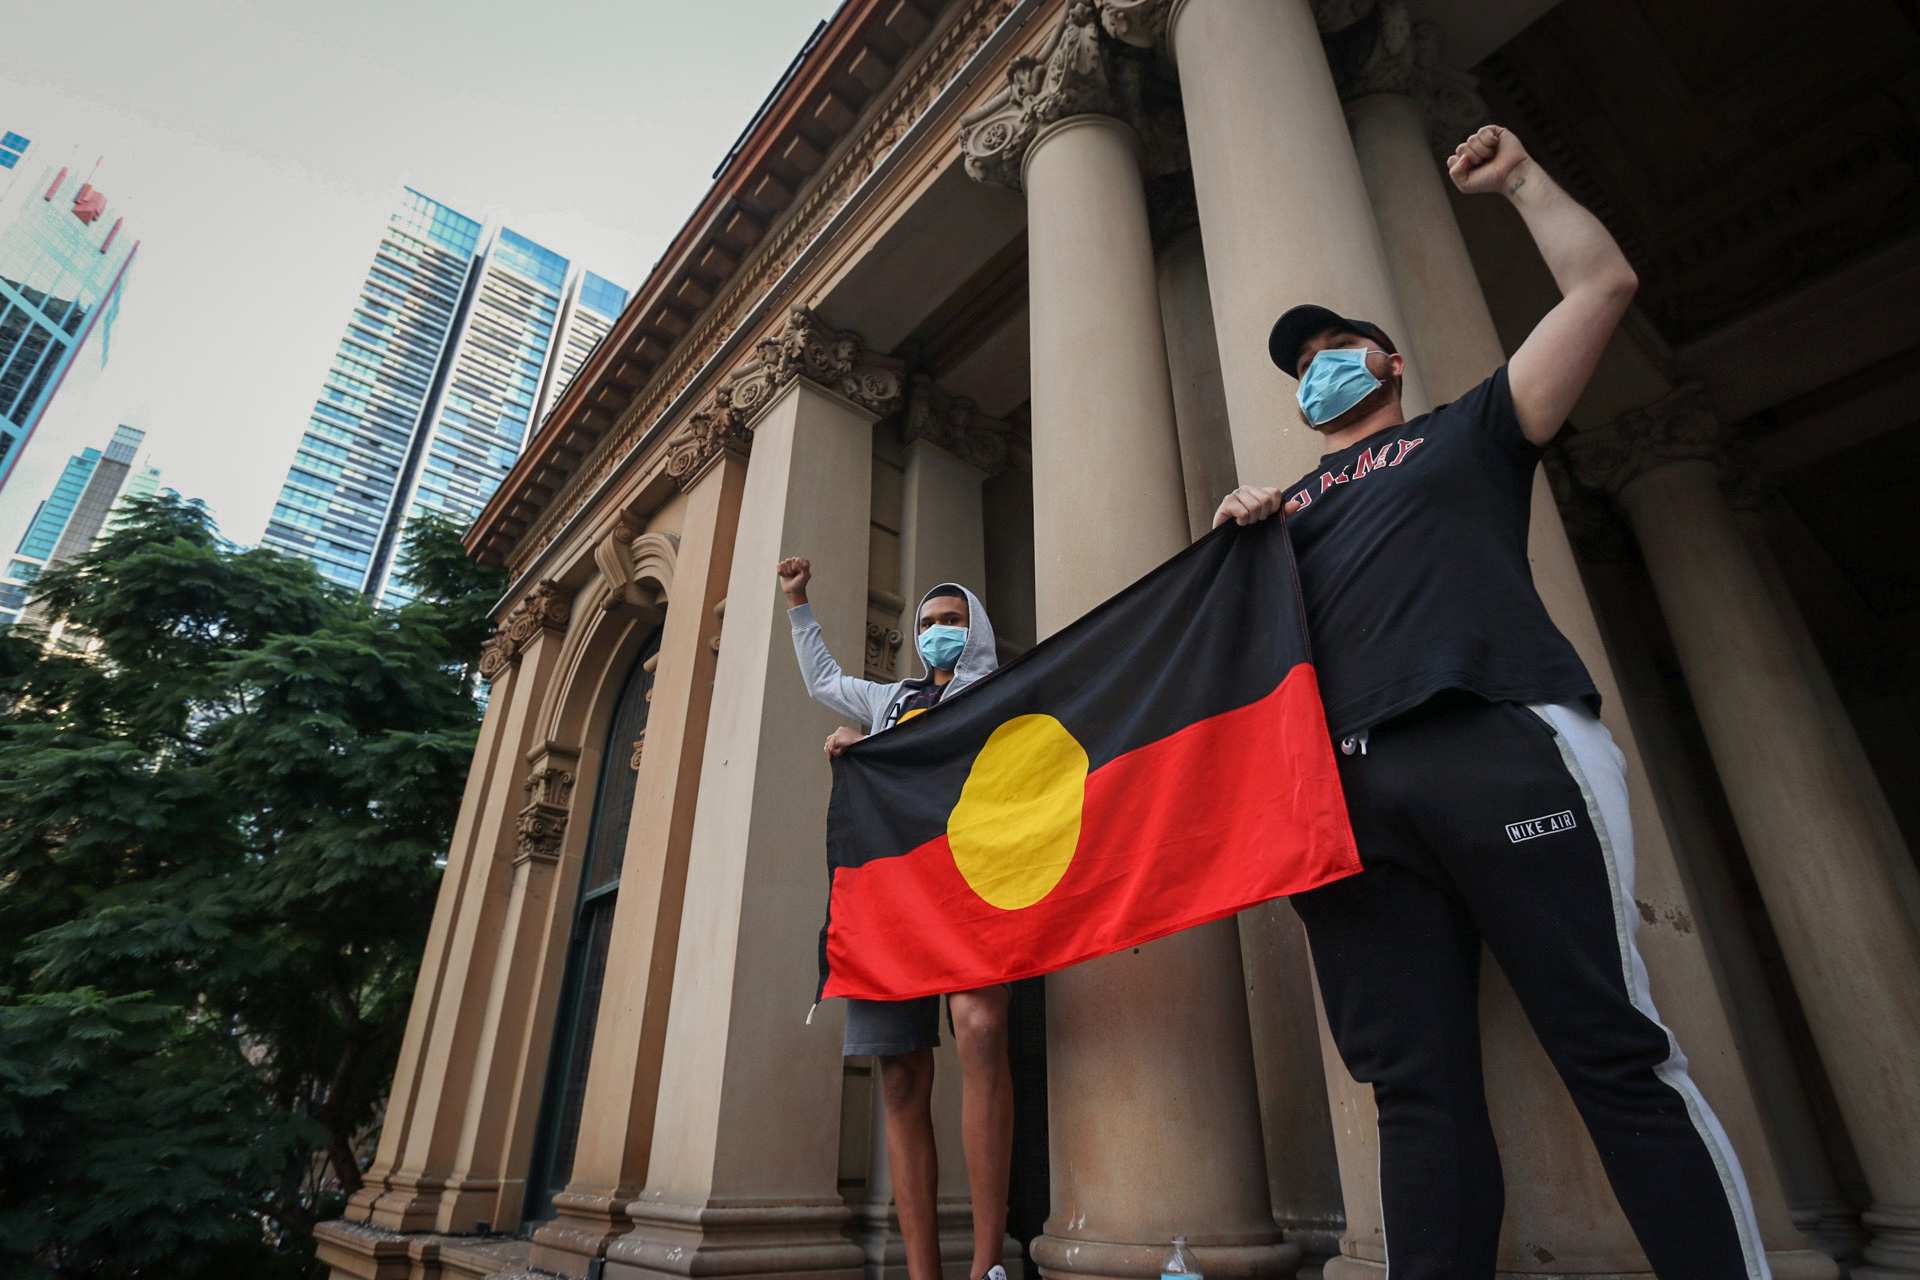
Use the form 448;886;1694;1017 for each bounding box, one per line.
0;498;502;1277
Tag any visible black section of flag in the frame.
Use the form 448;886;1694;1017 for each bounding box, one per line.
828;517;1310;870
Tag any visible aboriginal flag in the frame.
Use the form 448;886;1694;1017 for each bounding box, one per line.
818;516;1361;1001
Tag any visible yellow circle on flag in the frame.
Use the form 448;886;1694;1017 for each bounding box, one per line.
948;714;1087;911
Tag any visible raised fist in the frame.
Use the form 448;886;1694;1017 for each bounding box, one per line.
1447;125;1530;197
777;556;812;605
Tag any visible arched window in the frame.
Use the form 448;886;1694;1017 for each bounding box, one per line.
523;627;661;1222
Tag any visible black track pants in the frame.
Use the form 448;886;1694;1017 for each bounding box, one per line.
1291;696;1768;1280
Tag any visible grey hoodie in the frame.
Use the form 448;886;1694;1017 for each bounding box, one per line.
788;582;998;734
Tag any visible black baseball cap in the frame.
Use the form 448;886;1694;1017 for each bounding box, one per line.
1268;304;1396;379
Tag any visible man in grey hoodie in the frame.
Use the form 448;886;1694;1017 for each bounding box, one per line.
776;555;1012;1280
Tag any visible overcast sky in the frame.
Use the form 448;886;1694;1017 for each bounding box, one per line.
0;0;840;554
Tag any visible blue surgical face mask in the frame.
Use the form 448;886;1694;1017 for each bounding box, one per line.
917;624;967;671
1297;347;1385;427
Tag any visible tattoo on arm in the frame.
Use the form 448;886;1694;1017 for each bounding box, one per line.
1506;171;1527;197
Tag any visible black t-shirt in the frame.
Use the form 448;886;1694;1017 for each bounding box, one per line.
1282;365;1598;738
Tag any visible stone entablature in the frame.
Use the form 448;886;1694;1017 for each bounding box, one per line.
484;0;1024;578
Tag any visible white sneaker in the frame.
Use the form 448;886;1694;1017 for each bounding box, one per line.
978;1267;1010;1280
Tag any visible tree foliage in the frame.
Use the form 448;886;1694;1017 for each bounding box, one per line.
0;498;503;1277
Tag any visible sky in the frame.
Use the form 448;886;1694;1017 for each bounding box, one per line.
0;0;841;553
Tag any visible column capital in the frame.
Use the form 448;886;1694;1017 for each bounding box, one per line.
1562;384;1726;499
902;373;1014;475
515;741;580;866
1543;451;1636;563
1098;0;1172;49
664;308;904;490
480;579;575;683
959;2;1136;191
1318;0;1486;148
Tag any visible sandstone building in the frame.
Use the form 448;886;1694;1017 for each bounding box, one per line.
315;2;1920;1278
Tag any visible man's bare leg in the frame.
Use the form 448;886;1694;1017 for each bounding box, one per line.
948;987;1013;1278
880;1050;941;1280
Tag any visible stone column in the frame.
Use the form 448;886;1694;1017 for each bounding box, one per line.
351;582;576;1233
1563;479;1866;1262
961;10;1293;1278
343;669;515;1225
603;312;903;1280
1301;13;1828;1275
1105;0;1431;487
433;734;584;1233
1729;486;1920;936
1153;213;1346;1273
849;375;1019;1280
531;447;750;1276
1155;226;1241;542
1567;387;1920;1280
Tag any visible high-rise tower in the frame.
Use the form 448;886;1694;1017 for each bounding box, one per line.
262;190;625;604
0;155;138;494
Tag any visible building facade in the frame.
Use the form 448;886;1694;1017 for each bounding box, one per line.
0;157;137;495
1;423;159;627
260;190;628;605
317;3;1920;1280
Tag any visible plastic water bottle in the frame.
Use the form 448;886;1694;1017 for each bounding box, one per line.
1161;1236;1202;1280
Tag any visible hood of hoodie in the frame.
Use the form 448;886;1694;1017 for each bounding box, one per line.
904;581;997;697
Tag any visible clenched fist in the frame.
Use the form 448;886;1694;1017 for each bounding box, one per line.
1447;125;1531;197
825;725;864;759
777;556;811;606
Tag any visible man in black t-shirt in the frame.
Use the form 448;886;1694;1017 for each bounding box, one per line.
1214;127;1769;1279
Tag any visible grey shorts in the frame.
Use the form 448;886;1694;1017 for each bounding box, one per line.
843;995;942;1057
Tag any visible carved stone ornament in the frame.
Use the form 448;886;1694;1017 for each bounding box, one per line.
1097;0;1170;49
595;528;678;618
516;744;580;863
1561;384;1724;500
1318;0;1488;149
866;621;905;679
959;2;1124;191
664;308;905;490
902;374;1013;475
512;0;1024;573
1542;450;1634;564
480;579;576;685
629;734;647;772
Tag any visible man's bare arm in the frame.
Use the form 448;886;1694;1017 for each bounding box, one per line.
1448;126;1638;447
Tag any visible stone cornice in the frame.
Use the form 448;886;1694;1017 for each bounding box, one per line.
664;308;907;491
1317;0;1486;148
1561;384;1724;499
499;0;1024;576
478;579;574;684
901;373;1013;474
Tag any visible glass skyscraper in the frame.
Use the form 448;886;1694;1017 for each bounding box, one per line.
262;189;625;605
1;423;159;627
0;158;138;495
537;270;629;425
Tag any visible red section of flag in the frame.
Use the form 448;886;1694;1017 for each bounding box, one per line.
822;665;1360;1000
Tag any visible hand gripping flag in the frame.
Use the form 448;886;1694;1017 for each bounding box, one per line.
818;517;1361;1001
